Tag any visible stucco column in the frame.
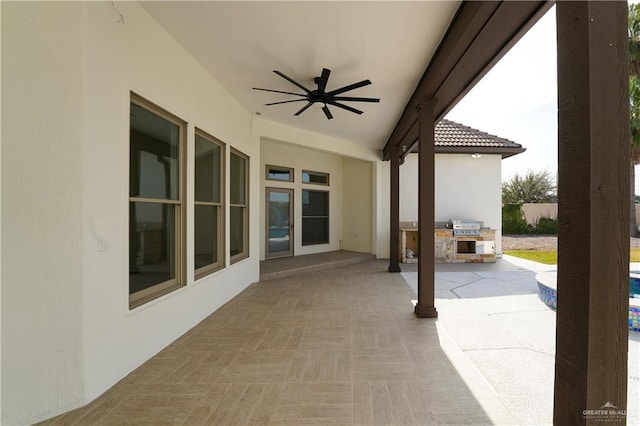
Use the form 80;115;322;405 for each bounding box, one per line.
415;98;437;318
554;2;629;423
388;145;401;273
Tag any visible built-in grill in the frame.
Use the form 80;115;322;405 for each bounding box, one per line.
450;219;482;236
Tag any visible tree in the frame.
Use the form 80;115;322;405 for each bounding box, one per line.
629;4;640;236
502;169;556;205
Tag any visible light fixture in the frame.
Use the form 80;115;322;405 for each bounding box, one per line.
471;153;482;159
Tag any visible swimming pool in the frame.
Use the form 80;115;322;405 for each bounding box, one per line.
631;273;640;298
536;271;640;332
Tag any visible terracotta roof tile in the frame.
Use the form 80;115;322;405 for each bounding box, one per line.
435;119;523;149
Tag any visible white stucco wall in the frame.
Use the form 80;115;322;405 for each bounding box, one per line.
2;2;397;423
399;153;503;254
1;2;4;420
2;2;260;424
2;3;85;424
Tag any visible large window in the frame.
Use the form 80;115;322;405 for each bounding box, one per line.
129;94;185;308
194;130;224;278
302;190;329;245
230;149;249;262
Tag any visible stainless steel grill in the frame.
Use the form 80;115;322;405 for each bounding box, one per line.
450;219;482;236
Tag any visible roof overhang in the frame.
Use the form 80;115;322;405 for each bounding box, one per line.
383;0;553;160
432;145;526;159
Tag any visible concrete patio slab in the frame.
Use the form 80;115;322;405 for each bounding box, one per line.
402;256;640;425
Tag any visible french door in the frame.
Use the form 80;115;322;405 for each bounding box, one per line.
265;188;294;259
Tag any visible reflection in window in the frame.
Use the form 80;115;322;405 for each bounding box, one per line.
266;165;293;182
230;206;244;257
129;202;175;293
302;190;329;245
129;95;184;308
194;132;223;277
130;104;180;200
302;170;329;185
230;150;249;262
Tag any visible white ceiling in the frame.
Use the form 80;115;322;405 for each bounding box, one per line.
140;1;460;151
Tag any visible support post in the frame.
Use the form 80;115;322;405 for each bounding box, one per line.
554;2;629;423
388;145;401;273
415;98;437;318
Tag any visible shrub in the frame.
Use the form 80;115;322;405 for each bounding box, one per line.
534;216;558;235
502;204;532;234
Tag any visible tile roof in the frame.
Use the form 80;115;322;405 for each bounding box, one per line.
415;119;525;158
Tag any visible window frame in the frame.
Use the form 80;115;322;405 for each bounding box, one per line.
230;148;250;264
194;128;225;280
129;93;186;309
301;170;330;186
301;189;330;246
265;164;294;183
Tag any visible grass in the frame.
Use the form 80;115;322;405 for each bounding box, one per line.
505;248;640;264
504;250;557;264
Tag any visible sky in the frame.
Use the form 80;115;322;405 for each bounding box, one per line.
446;7;559;184
447;4;640;192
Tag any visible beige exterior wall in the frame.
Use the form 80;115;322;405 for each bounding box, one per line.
342;157;374;254
258;139;377;260
259;139;344;258
253;118;387;260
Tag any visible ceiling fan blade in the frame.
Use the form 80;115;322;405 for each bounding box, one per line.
322;105;333;120
253;87;307;97
274;70;311;94
332;96;380;103
327;79;371;96
328;101;363;115
317;68;331;93
294;102;313;116
264;99;308;106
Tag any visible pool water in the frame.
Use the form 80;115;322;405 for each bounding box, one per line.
629;274;640;298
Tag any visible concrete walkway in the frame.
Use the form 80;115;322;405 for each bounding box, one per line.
402;256;640;425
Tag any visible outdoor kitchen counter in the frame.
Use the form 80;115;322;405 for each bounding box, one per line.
399;228;496;263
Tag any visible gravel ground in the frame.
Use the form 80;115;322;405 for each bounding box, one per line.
502;235;640;251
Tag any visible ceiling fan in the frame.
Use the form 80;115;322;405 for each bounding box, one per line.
253;68;380;120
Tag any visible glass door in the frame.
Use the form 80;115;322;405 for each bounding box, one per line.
265;188;294;259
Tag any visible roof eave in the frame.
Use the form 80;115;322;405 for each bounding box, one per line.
431;146;526;159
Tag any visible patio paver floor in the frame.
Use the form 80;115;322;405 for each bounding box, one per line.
43;260;515;425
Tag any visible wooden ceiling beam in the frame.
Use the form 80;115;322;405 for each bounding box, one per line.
383;0;553;160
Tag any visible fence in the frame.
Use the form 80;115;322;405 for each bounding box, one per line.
522;203;640;227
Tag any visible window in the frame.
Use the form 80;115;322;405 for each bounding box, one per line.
194;130;224;278
266;165;293;182
129;94;185;308
302;190;329;245
302;170;329;185
230;149;249;262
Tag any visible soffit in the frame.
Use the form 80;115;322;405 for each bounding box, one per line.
139;1;460;151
